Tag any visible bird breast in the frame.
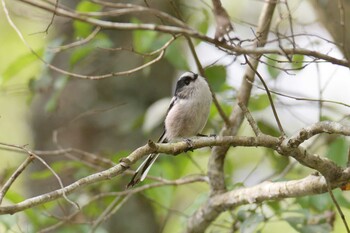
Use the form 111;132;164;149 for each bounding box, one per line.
165;81;212;140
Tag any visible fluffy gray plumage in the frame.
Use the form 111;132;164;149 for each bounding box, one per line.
127;72;212;188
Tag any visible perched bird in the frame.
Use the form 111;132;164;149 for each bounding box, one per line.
127;71;212;188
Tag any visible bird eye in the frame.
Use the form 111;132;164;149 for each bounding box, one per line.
184;79;191;85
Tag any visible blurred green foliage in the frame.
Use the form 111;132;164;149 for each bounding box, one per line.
0;1;349;233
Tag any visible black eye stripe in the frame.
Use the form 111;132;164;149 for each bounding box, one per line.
174;73;198;97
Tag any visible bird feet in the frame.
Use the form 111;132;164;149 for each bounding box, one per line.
184;138;194;152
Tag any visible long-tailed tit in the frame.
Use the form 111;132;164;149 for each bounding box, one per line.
127;71;212;188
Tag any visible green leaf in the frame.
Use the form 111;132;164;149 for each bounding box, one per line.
165;39;189;70
301;224;332;233
266;54;281;79
326;137;348;166
70;33;113;67
73;21;92;39
309;193;332;212
132;18;158;53
76;0;101;12
240;213;264;233
292;54;304;70
186;193;208;215
320;115;332;122
285;216;306;231
30;169;53;180
266;149;290;173
45;76;69;112
198;8;210;34
333;189;350;207
286;211;332;233
248;94;270;111
1;49;43;84
297;193;332;212
257;121;280;137
145;186;174;216
73;1;101;37
204;65;226;92
266;200;281;213
93;33;113;48
111;150;131;162
5;190;24;203
70;46;94;67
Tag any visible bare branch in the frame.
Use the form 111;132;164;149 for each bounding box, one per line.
3;0;177;79
191;1;278;231
49;27;101;53
243;54;285;136
0;155;34;205
186;173;350;233
287;121;350;148
237;101;261;136
14;0;350;69
207;0;278;196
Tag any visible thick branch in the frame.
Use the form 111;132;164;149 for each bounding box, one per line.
0;135;277;215
287;121;350;148
188;120;350;232
187;174;350;232
1;121;349;216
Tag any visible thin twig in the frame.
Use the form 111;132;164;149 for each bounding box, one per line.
243;54;285;136
237;101;261;136
0;155;34;205
2;0;176;80
0;142;79;210
90;195;131;233
49;27;101;53
15;0;350;69
326;178;350;233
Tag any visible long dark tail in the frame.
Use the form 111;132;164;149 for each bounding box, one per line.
127;131;167;188
126;153;159;188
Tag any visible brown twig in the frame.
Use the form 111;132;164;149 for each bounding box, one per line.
49;27;101;53
243;54;285;136
14;0;350;69
237;101;261;136
326;178;350;233
0;155;34;205
207;0;278;196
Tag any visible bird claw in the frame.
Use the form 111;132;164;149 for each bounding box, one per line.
119;157;131;169
184;138;194;152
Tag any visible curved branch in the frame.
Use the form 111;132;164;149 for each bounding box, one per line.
207;0;278;196
187;174;348;232
0;135;277;215
1;120;350;216
15;0;349;69
287;121;350;148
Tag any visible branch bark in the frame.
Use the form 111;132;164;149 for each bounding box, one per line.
14;0;349;71
0;121;349;227
207;0;278;196
187;173;348;233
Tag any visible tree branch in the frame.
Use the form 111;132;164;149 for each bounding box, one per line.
207;0;278;196
14;0;350;70
0;120;349;225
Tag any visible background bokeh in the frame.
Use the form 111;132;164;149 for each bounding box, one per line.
1;0;350;232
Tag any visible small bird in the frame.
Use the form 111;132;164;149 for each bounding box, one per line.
127;71;212;188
